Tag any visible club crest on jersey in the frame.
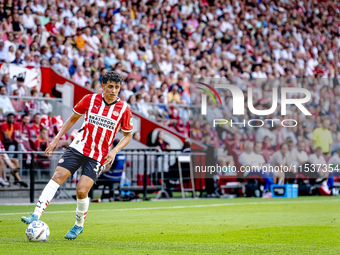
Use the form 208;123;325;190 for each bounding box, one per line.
112;111;120;117
59;158;64;163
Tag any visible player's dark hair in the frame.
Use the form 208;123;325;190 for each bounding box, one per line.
102;70;123;85
7;113;14;118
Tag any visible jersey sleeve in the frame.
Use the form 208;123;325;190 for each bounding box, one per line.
0;123;7;133
73;94;92;115
120;106;133;133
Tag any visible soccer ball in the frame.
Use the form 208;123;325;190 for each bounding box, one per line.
26;221;50;242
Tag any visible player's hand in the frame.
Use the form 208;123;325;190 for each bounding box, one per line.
103;149;118;166
45;139;58;155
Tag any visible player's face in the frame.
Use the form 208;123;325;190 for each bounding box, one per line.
102;81;121;102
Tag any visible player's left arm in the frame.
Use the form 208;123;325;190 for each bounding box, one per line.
104;131;132;166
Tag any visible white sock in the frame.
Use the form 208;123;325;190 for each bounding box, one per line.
34;180;60;218
75;197;89;227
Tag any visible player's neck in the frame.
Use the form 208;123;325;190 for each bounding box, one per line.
103;94;118;104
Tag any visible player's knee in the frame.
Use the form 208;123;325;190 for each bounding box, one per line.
52;170;67;185
76;189;88;199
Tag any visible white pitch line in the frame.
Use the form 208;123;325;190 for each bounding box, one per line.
0;199;337;216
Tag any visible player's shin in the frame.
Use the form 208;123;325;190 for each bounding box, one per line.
34;179;60;218
75;197;89;227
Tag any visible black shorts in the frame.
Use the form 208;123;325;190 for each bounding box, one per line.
57;147;104;182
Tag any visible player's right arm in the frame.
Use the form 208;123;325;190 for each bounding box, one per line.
45;94;92;155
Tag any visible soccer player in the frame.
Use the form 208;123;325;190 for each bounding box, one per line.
21;71;133;239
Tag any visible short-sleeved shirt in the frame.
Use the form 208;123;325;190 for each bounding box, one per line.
313;128;332;153
29;124;40;138
34;137;48;151
268;150;288;167
309;153;326;165
329;153;340;166
0;122;14;141
238;151;265;167
71;93;133;164
290;148;309;167
15;122;30;141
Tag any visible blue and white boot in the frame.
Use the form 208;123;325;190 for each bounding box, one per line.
21;213;39;224
64;225;83;240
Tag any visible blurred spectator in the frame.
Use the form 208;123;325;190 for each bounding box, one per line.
167;85;180;103
0;140;27;187
290;140;309;172
256;126;273;143
69;58;78;77
44;15;58;35
25;89;41;115
11;89;25;113
329;148;340;167
11;49;23;64
91;80;102;93
15;114;30;141
153;130;170;152
126;64;142;83
0;156;10;186
0;113;15;151
267;143;289;183
41;92;53;115
313;118;332;158
11;77;27;97
0;74;12;95
33;126;49;153
191;120;202;141
0;86;15;115
30;113;41;137
309;147;331;194
72;66;87;87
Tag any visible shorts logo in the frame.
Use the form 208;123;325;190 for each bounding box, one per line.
112;111;119;116
59;158;64;164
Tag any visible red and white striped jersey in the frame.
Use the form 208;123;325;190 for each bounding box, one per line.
70;93;133;164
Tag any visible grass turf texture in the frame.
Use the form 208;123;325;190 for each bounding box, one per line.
0;197;339;254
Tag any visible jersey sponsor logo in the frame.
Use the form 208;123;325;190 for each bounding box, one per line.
88;113;117;131
112;111;120;116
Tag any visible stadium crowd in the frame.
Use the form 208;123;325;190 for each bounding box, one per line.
0;0;340;118
1;0;340;195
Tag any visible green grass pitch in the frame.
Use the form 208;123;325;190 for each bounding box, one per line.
0;197;340;254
